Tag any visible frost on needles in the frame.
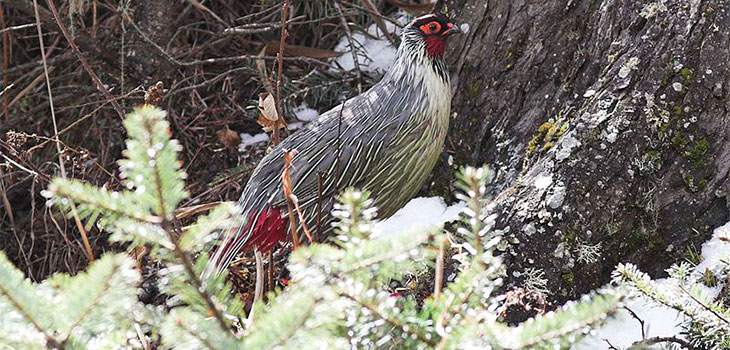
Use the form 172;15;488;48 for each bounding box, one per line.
1;105;626;350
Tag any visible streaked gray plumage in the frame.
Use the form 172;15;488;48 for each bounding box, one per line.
209;10;459;275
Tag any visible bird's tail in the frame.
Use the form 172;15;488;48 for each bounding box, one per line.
202;206;287;280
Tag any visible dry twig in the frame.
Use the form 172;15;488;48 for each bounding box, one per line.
44;0;125;120
273;0;292;146
33;0;95;263
281;149;313;249
360;0;396;44
333;0;363;93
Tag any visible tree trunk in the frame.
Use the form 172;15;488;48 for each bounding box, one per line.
435;0;729;302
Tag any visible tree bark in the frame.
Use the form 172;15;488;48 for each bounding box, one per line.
435;0;729;302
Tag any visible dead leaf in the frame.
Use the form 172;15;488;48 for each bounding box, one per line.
258;92;279;121
217;127;240;151
257;92;287;134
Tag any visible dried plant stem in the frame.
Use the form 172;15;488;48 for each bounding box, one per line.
434;237;445;300
186;0;229;26
45;0;125;120
638;336;698;350
0;165;31;272
253;249;264;307
267;250;274;292
281;150;313;249
334;0;362;93
285;200;300;250
273;0;291;146
0;2;9;122
360;0;396;44
32;0;95;263
316;172;324;241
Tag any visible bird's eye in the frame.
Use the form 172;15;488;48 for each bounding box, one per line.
419;21;442;35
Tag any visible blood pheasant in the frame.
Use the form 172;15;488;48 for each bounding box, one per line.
208;5;460;276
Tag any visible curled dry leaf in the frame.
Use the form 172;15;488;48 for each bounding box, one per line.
257;92;287;132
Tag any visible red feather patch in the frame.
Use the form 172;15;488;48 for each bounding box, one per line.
425;36;447;58
218;207;288;262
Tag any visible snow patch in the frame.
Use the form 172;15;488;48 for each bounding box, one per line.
237;133;269;152
333;12;409;73
574;294;683;350
293;104;320;122
574;220;730;350
696;221;730;274
373;197;465;239
287;122;304;131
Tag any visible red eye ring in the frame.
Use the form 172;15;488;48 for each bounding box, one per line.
419;21;442;35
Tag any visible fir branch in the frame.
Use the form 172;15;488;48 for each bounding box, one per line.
678;283;730;325
127;105;229;332
162;308;238;350
0;282;62;349
48;180;162;225
339;234;429;275
162;216;229;333
0;253;61;349
57;255;127;344
242;292;319;349
501;291;623;349
176;318;223;350
340;291;438;346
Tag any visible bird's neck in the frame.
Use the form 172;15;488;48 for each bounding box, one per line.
380;31;452;122
384;31;450;88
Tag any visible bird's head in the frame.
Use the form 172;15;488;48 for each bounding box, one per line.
404;3;460;59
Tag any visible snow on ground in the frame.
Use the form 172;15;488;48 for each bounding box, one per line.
293;104;320;122
573;295;683;349
695;221;730;274
573;221;730;349
333;12;410;73
237;133;269;153
373;197;465;239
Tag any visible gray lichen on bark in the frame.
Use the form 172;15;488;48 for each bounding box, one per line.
433;0;730;303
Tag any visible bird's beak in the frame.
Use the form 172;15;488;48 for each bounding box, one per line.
442;23;461;37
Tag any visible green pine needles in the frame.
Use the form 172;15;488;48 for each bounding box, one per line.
613;262;730;348
1;105;625;350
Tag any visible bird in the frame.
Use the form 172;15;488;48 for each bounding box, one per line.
207;2;461;276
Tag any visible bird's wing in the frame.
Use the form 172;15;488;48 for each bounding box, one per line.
238;81;407;215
